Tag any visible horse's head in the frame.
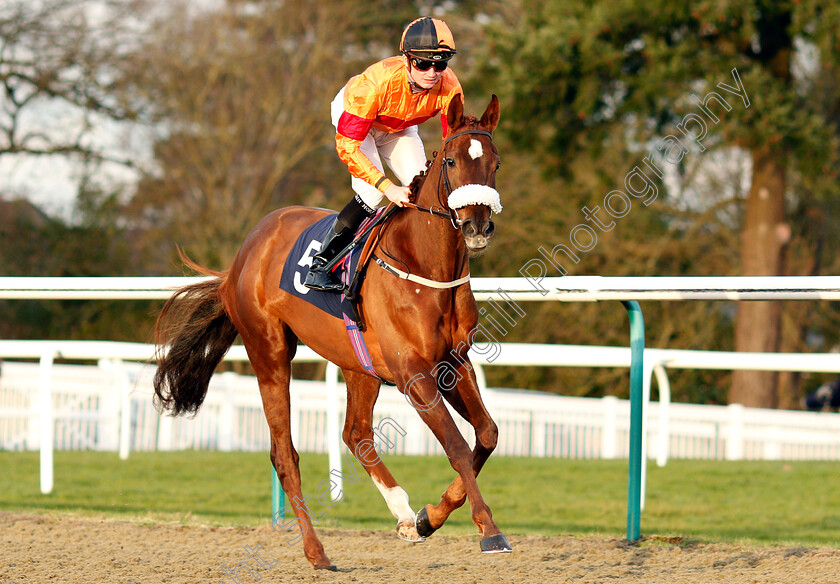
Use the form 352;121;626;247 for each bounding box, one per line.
440;94;501;256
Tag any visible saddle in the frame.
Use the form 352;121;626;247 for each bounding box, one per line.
279;208;389;319
278;208;394;382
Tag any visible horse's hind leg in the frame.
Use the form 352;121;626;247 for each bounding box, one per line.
341;369;424;542
243;324;335;570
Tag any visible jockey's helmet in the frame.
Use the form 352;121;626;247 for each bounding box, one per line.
399;17;456;62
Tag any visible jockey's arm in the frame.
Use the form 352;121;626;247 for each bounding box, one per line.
334;130;393;193
334;75;395;194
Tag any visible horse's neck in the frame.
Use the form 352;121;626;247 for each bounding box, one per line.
388;157;468;280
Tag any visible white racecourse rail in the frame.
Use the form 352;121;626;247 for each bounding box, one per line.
3;343;840;460
2;276;840;505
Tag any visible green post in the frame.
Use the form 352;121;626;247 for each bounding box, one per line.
622;300;644;542
272;468;285;520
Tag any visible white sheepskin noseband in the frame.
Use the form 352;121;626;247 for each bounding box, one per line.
447;184;503;214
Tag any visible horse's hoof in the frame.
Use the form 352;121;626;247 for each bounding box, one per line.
397;520;425;542
480;534;513;554
314;562;338;571
415;506;438;538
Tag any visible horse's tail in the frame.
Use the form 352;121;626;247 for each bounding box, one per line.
153;255;238;416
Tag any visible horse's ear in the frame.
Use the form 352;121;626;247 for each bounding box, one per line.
447;93;465;132
479;94;500;133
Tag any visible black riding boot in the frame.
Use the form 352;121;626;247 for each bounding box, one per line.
304;220;354;292
304;196;374;292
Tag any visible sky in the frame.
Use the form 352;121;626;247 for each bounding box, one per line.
0;155;79;216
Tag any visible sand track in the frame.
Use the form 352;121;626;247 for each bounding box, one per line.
2;512;839;583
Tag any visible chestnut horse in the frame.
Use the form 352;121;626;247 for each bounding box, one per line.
153;94;509;570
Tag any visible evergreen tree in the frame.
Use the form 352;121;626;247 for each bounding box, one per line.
477;0;840;407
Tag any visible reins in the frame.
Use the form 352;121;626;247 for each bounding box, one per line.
401;201;451;219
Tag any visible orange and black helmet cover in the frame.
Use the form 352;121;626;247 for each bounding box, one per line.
399;17;457;60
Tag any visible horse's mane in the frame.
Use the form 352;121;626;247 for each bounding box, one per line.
408;116;483;201
408;165;431;201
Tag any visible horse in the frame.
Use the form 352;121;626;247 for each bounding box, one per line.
152;93;508;570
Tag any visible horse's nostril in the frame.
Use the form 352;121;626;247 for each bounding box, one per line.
484;221;496;238
462;221;478;237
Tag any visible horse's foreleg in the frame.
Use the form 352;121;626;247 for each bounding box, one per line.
399;359;510;553
341;370;424;542
418;363;499;538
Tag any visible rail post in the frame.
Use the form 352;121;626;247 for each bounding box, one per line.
622;301;644;542
271;465;285;520
39;349;55;495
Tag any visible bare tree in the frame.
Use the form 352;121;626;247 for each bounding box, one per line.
125;0;364;268
0;0;146;166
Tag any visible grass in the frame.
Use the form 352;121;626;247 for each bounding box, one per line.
1;450;839;548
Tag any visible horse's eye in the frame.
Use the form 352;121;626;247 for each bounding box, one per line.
445;157;456;167
495;160;501;171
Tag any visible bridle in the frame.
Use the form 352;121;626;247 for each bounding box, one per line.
361;127;499;292
403;128;496;230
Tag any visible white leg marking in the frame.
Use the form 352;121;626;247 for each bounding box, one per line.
373;477;415;523
468;139;483;160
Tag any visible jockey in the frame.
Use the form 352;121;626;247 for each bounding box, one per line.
305;16;464;292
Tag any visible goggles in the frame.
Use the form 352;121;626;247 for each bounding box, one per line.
410;56;448;72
